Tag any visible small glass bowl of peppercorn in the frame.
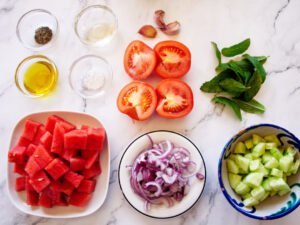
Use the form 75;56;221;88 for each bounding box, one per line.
16;9;59;51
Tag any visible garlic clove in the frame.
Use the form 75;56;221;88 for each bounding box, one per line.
162;21;181;36
154;10;166;29
138;25;157;38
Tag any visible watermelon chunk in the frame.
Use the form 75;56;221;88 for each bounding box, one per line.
25;156;42;177
25;176;35;191
83;162;101;179
45;158;69;180
8;146;26;164
86;128;105;151
17;136;31;147
64;171;84;188
70;158;85;171
45;115;75;133
77;179;96;193
69;192;92;207
39;189;53;208
14;163;26;175
62;148;76;161
51;123;65;155
32;145;53;168
81;125;89;131
32;125;47;145
15;177;26;192
22;119;41;141
26;144;37;157
81;149;96;159
26;189;39;206
64;130;88;150
40;131;53;150
29;170;51;192
60;181;75;196
85;151;99;169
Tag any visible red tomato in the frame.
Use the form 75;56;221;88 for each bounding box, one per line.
154;41;191;79
117;81;157;121
124;40;157;80
156;79;194;119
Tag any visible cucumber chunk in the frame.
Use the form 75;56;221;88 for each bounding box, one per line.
255;164;269;177
228;173;242;189
244;172;264;187
279;155;293;173
261;192;270;202
252;143;266;158
269;178;290;193
270;168;283;178
270;147;283;160
253;134;264;145
241;193;251;200
234;142;247;154
251;186;266;201
235;182;251;195
289;159;300;175
243;197;259;207
266;142;277;150
244;153;254;160
264;135;281;147
245;139;254;150
227;159;239;174
262;179;272;192
262;153;273;164
235;155;250;173
285;146;297;157
249;159;260;171
264;157;279;169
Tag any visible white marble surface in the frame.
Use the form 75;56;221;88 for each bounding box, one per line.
0;0;299;224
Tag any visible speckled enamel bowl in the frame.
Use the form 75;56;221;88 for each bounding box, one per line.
218;124;300;220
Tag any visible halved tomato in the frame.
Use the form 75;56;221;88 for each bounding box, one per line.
117;81;157;121
154;41;191;79
156;79;193;119
124;40;157;80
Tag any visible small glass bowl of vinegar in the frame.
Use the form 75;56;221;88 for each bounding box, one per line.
15;55;58;98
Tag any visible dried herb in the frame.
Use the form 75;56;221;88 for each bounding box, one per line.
35;26;53;45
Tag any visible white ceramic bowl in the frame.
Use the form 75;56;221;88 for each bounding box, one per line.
219;124;300;220
119;130;206;219
6;111;110;218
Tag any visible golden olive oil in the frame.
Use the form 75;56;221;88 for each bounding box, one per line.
23;61;57;95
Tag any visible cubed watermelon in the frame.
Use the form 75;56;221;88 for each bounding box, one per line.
51;180;74;196
25;156;42;177
70;158;85;171
69;192;92;207
29;170;51;192
32;125;47;145
85;151;99;169
32;145;53;168
81;149;96;159
45;187;62;205
51;123;65;155
25;176;35;191
17;136;31;147
81;125;89;130
86;128;105;151
77;179;96;193
26;189;39;206
22;119;41;141
15;177;26;192
56;194;68;206
62;148;76;161
83;162;101;179
26;144;37;157
45;158;69;180
40;131;53;151
39;189;53;208
64;171;84;188
8;146;26;164
45;115;75;133
14;163;26;175
64;130;88;150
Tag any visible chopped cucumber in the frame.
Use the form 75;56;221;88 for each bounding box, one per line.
234;142;247;154
244;172;264;187
244;153;254;160
264;135;281;147
285;146;297;157
245;139;254;150
243;197;259;207
235;155;250;173
253;134;264;145
241;193;251;200
228;173;242;189
249;159;260;171
264;157;279;169
262;179;272;192
262;153;273;164
255;164;269;177
279;155;293;173
266;142;277;150
270;168;283;178
227;159;239;174
289;159;300;175
260;192;270;202
269;178;290;192
251;186;266;201
252;143;266;158
270;147;283;160
235;182;251;195
229;154;237;161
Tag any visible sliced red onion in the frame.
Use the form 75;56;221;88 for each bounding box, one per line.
196;172;205;180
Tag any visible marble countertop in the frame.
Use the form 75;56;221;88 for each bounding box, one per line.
0;0;299;224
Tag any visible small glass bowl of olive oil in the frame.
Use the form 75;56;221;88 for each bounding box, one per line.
15;55;58;98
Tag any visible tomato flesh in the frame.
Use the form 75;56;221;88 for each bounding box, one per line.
154;41;191;79
124;40;156;80
117;81;157;120
156;79;193;119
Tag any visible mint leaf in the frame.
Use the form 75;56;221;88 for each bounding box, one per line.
212;42;222;66
234;99;265;114
243;54;267;83
212;96;242;120
242;71;262;101
200;70;234;93
221;38;251;57
219;78;249;96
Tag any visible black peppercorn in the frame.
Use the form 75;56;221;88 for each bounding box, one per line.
34;26;53;45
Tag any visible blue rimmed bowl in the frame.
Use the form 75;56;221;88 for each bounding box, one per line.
218;124;300;220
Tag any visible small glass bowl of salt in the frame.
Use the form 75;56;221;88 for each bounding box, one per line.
69;55;112;98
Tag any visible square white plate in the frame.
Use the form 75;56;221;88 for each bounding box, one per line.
6;111;110;218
